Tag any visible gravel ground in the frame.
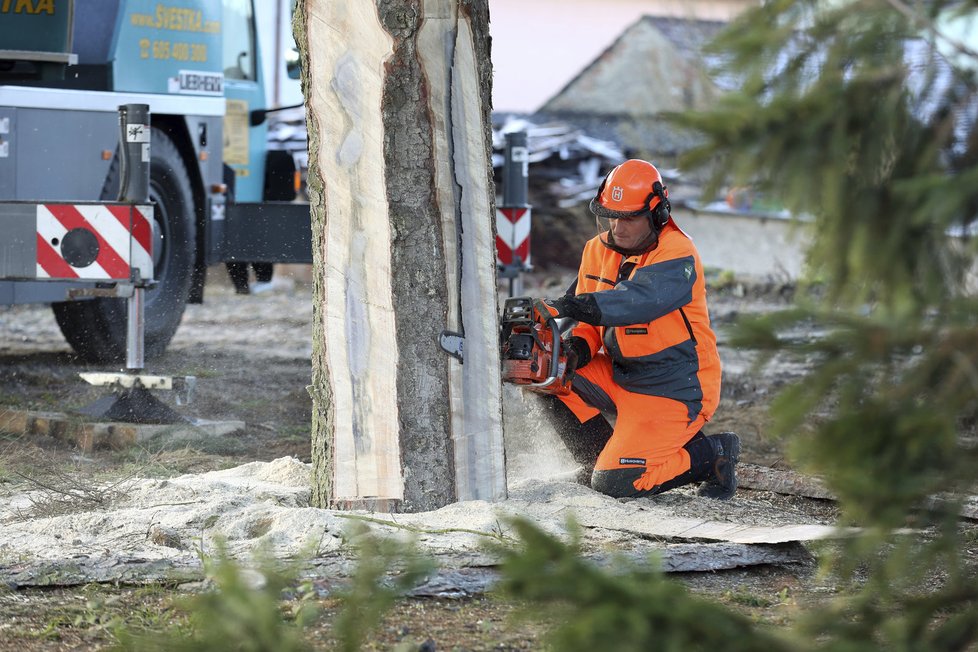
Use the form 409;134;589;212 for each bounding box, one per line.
0;268;314;462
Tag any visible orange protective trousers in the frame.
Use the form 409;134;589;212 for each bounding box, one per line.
558;350;715;492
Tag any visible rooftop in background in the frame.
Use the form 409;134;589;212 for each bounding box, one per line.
529;13;734;158
488;0;755;113
540;15;728;117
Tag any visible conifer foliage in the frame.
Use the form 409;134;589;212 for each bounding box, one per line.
671;0;978;648
498;3;978;649
492;518;798;651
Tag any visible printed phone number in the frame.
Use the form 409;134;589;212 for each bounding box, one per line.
139;39;207;62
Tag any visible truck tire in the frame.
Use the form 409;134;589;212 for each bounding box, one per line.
52;128;197;363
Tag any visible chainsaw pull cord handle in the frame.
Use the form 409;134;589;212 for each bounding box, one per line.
528;299;562;389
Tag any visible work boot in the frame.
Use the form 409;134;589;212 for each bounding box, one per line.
697;432;740;500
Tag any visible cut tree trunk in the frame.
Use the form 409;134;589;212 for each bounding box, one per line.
295;0;504;512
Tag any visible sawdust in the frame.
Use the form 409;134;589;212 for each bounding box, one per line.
0;453;840;587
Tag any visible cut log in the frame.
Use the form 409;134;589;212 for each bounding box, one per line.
0;556;203;588
407;542;811;597
417;1;505;504
737;464;978;521
0;542;810;590
296;0;503;512
736;463;835;500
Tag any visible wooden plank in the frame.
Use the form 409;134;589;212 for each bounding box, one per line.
960;496;978;520
563;503;843;545
408;543;811;597
417;4;469;501
737;464;978;521
928;495;978;521
0;407;242;452
0;557;204;588
582;515;843;545
654;541;811;572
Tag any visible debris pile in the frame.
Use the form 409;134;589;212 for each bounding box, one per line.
266;110;654;269
492;114;624;208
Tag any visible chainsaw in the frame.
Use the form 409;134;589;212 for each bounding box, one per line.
498;296;574;396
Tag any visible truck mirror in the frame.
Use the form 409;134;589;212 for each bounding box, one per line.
250;109;268;127
286;47;301;80
250;102;305;127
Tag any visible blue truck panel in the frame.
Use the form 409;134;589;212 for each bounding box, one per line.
113;1;223;95
72;1;122;64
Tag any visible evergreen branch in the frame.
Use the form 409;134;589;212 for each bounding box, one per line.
885;0;978;63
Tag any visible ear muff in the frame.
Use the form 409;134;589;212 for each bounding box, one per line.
648;181;671;229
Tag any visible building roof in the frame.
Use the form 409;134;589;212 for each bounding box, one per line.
540;15;728;116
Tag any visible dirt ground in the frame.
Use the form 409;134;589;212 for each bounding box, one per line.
0;265;832;650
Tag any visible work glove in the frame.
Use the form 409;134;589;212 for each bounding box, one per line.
562;335;592;373
543;294;603;325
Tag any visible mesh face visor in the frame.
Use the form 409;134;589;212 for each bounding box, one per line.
589;196;655;233
594;214;652;239
588;195;654;221
598;225;660;256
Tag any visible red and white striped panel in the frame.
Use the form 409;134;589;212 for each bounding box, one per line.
35;204;153;281
495;207;531;267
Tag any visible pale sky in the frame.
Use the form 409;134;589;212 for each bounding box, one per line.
257;0;749;113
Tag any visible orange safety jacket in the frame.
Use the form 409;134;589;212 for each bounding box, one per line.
570;220;721;421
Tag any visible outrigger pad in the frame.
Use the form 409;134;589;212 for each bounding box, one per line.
77;386;189;424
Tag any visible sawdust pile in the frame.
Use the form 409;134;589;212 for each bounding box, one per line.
0;453;839;588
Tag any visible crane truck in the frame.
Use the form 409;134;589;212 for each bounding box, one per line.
0;0;310;363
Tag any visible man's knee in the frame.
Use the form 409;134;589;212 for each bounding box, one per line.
591;468;645;498
591;463;702;499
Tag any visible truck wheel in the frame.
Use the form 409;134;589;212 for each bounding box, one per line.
52;128;196;363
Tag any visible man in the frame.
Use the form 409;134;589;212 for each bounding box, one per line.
543;159;739;500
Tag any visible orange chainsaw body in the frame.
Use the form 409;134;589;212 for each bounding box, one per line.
499;297;572;396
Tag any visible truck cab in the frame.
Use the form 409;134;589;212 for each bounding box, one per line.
0;0;310;362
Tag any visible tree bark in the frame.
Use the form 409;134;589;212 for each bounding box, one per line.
295;0;504;512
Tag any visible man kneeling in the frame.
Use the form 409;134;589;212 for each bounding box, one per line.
542;159;739;500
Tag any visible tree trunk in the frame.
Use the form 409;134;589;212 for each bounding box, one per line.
295;0;505;512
